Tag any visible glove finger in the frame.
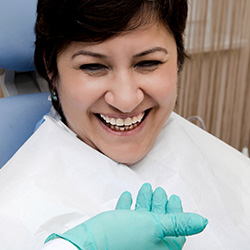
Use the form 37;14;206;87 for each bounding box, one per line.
157;213;208;237
115;191;132;210
166;195;183;214
135;183;153;211
151;187;168;214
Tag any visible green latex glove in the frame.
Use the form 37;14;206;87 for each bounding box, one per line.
45;183;208;250
115;183;198;249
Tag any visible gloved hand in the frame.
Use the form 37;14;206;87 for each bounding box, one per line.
45;183;208;250
115;183;204;249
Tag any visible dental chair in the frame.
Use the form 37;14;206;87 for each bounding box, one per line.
0;0;51;168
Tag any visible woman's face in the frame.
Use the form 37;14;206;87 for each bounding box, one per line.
56;21;178;165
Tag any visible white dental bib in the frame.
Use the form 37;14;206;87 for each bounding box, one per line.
0;113;249;250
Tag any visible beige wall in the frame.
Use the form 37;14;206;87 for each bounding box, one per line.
175;0;250;153
0;69;4;98
0;87;3;98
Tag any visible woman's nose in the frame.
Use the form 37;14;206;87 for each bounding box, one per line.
104;73;144;113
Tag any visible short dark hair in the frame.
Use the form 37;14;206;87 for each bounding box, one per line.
34;0;188;115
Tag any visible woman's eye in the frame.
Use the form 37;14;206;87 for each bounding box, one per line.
135;60;163;71
79;64;108;75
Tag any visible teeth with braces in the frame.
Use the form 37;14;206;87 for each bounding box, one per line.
100;112;145;127
110;123;139;131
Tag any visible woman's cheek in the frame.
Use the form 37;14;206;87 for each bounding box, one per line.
150;70;177;103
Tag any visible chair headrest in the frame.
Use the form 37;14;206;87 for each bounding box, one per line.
0;0;37;71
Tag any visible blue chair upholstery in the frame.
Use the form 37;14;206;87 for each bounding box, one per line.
0;0;37;71
0;92;51;168
0;0;50;168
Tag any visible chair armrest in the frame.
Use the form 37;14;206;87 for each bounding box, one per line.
0;92;51;168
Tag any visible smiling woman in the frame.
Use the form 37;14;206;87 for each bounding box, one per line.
0;0;250;249
54;22;177;165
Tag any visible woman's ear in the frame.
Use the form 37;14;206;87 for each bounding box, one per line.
43;51;53;82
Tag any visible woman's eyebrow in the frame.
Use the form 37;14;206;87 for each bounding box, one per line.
71;50;108;59
133;47;169;58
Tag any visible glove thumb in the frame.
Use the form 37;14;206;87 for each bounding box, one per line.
157;212;208;237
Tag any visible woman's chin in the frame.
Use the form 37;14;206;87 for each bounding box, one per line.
104;149;148;166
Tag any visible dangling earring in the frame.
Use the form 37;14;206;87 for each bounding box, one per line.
48;77;58;102
52;89;58;102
